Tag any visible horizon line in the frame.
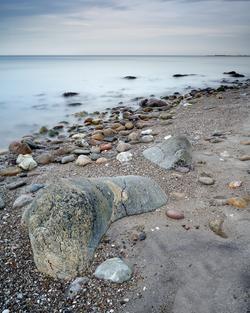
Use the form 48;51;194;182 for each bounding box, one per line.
0;54;250;57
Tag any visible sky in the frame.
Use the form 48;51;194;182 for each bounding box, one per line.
0;0;250;55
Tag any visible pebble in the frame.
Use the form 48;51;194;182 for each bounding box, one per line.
13;194;33;209
209;219;227;238
116;152;133;163
2;310;10;313
36;153;53;165
26;183;45;193
17;154;38;171
0;196;5;209
198;176;215;185
75;155;92;166
141;129;153;136
128;131;140;142
210;196;228;206
0;166;22;177
90;153;101;161
239;155;250;161
166;209;184;220
96;157;108;164
138;231;147;241
170;192;186;200
140;135;154;143
227;197;250;209
90;146;101;154
100;143;112;151
66;277;89;299
240;140;250;145
116;141;131;153
73;149;91;155
125;122;134;130
159;112;173;120
175;166;190;173
94;257;133;283
61;154;75;164
92;133;104;141
228;181;242;189
7;180;26;190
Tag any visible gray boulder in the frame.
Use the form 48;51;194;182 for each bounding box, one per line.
24;175;167;280
143;136;192;170
94;257;132;283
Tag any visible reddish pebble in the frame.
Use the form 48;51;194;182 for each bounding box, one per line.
100;143;112;151
166;209;184;220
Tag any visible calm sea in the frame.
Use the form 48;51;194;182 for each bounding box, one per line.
0;55;249;148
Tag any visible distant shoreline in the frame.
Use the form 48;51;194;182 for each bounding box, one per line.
0;55;250;58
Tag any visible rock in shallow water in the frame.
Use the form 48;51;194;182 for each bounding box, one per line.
24;175;167;279
94;258;132;283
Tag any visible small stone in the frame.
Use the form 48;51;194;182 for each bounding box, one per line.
240;140;250;145
9;141;32;155
73;149;91;155
116;152;133;163
239;155;250;161
0;196;5;209
92;133;104;141
2;310;10;313
26;183;45;193
116;141;131;153
141;129;153;136
210;196;228;206
48;129;59;137
228;181;242;189
75;155;92;166
166;209;184;220
141;135;154;143
36;153;53;165
175;166;190;173
94;257;132;283
210;138;223;143
128;132;140;142
13;194;33;209
103;128;116;137
90;146;101;154
72;133;86;139
111;123;123;130
198;176;215;185
100;143;112;151
227;197;250;209
66;277;89;299
7;180;26;190
131;233;139;242
159;112;173;120
209;219;227;238
0;166;22;177
170;192;186;200
61;155;75;164
39;126;48;134
90;153;100;161
125;122;134;130
96;157;108;164
138;231;146;241
17;154;37;171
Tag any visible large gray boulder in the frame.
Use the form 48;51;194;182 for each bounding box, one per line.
24;176;167;280
143;136;192;170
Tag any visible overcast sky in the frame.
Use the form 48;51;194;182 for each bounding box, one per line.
0;0;249;55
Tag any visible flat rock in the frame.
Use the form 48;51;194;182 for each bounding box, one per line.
239;155;250;161
141;135;154;143
143;136;192;170
13;194;33;209
26;183;45;193
24;175;167;279
75;155;92;166
94;258;132;283
7;180;26;190
36;153;54;165
61;155;75;164
116;151;133;163
0;167;22;177
166;209;184;220
198;176;215;185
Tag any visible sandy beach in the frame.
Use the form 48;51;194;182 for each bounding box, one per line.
0;82;250;312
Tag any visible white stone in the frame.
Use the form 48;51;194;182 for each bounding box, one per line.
116;152;133;163
17;154;37;171
141;129;153;135
75;155;92;166
94;258;132;283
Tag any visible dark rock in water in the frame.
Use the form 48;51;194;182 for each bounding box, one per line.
68;102;82;107
63;92;79;97
173;74;196;78
48;129;59;137
140;98;170;108
22;139;44;150
223;71;245;78
23;175;167;279
143;136;192;170
123;76;137;80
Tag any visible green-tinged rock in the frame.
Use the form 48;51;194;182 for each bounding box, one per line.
24;176;167;279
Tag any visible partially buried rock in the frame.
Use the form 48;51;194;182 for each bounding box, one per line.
227;197;250;209
24;175;167;279
116;151;133;163
26;183;45;193
13;194;33;209
0;196;5;209
17;154;37;171
94;258;132;283
66;277;89;299
7;180;26;190
228;181;242;189
62;92;79;97
100;143;112;151
166;209;184;220
123;76;137;80
36;153;53;165
209;219;227;238
75;155;92;166
0;166;22;177
92;133;104;141
116;141;131;153
198;176;215;185
143;136;192;170
141;135;154;143
239;155;250;161
61;155;75;164
128;131;140;142
96;157;108;164
140;98;170;108
9;141;32;155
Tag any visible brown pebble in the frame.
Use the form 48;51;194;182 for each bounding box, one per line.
100;143;112;151
166;209;184;220
227;197;250;209
239;155;250;161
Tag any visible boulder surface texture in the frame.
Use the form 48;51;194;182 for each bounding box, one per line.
143;136;192;170
24;175;167;279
